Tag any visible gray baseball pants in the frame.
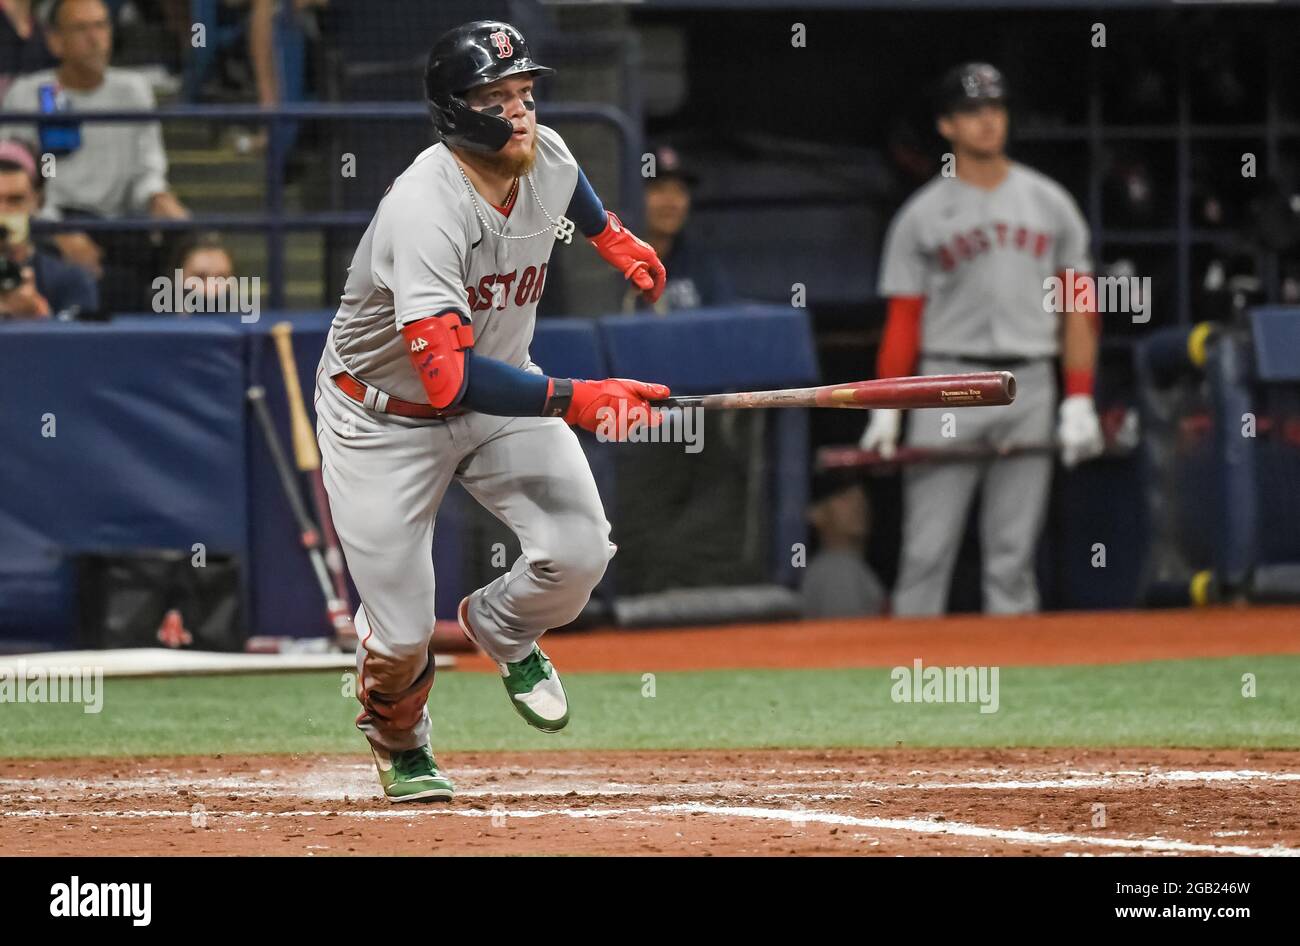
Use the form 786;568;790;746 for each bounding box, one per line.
314;372;613;751
892;356;1056;616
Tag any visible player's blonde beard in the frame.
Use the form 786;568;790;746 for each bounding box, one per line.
459;136;538;180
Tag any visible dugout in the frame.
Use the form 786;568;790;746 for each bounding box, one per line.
1136;307;1300;606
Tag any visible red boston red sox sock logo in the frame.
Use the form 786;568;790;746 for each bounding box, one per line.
490;30;513;58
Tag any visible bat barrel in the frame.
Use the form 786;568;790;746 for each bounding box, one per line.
827;371;1016;409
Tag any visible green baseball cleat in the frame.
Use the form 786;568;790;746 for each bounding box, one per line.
370;743;455;802
497;643;570;732
459;596;570;732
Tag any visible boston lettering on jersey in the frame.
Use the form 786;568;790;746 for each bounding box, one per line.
936;223;1052;272
465;264;549;311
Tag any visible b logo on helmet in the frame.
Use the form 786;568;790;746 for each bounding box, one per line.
490;30;513;59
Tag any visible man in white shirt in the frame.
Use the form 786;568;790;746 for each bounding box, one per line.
0;0;188;285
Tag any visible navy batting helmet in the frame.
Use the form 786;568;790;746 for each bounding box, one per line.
425;20;554;153
935;63;1007;116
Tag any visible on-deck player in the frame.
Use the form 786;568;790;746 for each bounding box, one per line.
860;63;1104;616
314;20;670;801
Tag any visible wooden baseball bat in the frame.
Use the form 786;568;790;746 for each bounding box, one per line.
269;322;354;644
817;438;1133;473
819;443;1056;471
650;371;1015;411
269;322;322;472
248;385;354;642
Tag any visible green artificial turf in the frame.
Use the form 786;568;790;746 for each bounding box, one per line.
1;656;1297;759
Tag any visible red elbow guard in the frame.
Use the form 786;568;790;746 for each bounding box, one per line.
401;312;474;409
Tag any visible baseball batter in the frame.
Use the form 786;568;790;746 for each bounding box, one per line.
314;21;669;801
860;63;1104;616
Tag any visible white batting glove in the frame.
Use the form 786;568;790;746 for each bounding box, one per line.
1057;394;1104;468
858;408;901;459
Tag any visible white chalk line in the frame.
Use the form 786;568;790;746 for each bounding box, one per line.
0;780;850;804
3;767;1298;800
2;803;1295;856
650;804;1300;857
865;770;1300;791
4;765;1296;856
0;808;623;820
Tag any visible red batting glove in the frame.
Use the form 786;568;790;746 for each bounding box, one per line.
565;378;671;440
588;212;666;304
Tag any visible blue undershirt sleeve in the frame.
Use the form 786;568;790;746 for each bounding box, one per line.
566;167;609;237
458;349;552;416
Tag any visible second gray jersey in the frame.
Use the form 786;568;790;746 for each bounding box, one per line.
878;163;1091;358
323;124;579;404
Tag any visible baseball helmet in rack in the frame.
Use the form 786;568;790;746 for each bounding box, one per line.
935;62;1008;116
425;20;554;153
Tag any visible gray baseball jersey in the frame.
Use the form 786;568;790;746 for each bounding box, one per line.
314;124;613;754
322;123;578;405
878;162;1091;357
880;162;1089;617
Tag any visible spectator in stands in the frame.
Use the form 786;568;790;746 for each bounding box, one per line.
243;0;322;159
0;138;98;320
247;0;326;109
0;0;57;101
156;0;323;162
623;145;734;314
0;0;189;310
174;233;238;314
800;474;887;619
233;0;281;116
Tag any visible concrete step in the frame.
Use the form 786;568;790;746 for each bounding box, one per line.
160;115;336;308
223;231;327;309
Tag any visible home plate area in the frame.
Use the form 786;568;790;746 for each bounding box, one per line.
2;748;1298;856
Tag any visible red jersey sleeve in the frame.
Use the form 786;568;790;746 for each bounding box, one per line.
876;295;925;379
1061;270;1099;397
